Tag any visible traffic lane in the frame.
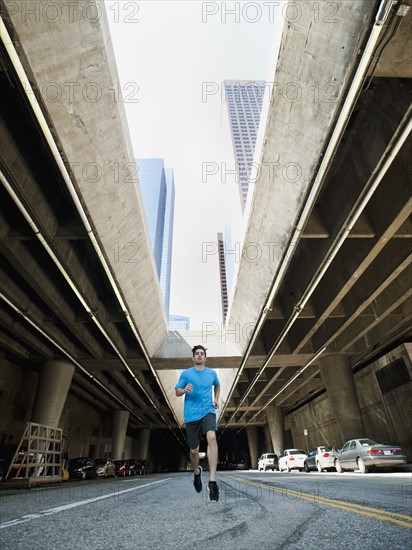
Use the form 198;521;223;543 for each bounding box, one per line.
1;473;280;550
0;472;410;550
0;474;173;523
222;470;412;545
239;469;412;516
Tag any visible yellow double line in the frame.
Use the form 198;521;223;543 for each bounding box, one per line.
227;475;412;529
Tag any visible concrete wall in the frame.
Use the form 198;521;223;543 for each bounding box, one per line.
0;358;37;446
284;345;412;459
0;358;148;462
59;395;110;458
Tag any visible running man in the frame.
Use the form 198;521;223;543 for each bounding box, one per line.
175;345;220;502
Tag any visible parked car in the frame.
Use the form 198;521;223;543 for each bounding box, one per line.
304;446;337;472
258;453;278;471
334;438;407;473
67;457;97;480
129;459;150;475
278;449;307;472
95;458;116;478
113;460;132;477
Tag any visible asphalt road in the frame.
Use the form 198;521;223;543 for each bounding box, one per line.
0;470;411;549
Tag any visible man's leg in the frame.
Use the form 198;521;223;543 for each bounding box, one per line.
190;446;200;475
206;430;218;482
190;446;203;493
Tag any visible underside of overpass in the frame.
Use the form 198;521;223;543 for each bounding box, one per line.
0;0;411;457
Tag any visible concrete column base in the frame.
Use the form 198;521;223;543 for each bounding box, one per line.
319;353;365;442
112;410;129;459
31;360;75;428
139;428;151;459
246;426;258;469
266;406;284;454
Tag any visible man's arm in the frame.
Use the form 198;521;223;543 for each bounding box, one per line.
175;384;193;397
213;384;220;409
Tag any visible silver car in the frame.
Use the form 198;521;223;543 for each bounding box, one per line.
334;438;407;473
304;446;336;472
95;458;116;478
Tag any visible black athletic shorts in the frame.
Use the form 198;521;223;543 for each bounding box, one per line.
186;413;217;450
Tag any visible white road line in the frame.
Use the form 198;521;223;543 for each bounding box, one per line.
0;478;171;530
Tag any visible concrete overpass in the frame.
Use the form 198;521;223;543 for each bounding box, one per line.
0;0;411;465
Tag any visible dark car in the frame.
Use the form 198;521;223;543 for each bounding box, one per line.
334;438;407;473
67;457;97;480
129;459;149;475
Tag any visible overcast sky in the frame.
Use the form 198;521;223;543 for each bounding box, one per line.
105;1;281;329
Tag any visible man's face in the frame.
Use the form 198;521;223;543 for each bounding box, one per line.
193;349;206;365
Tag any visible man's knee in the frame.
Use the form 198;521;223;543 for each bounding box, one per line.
190;447;199;457
206;431;217;445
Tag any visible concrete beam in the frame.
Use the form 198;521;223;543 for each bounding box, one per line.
227;0;377;353
3;0;168;356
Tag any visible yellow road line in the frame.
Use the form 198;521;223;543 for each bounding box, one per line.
226;475;412;529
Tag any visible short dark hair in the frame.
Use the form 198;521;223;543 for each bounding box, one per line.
192;345;207;357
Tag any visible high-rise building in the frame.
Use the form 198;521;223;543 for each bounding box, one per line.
217;232;228;323
169;315;190;330
136;158;166;278
136;158;174;319
161;169;175;318
224;80;265;211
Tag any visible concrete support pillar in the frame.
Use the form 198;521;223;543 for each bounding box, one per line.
318;353;365;442
112;410;129;459
139;429;151;459
266;406;284;454
246;426;258;469
264;426;271;451
31;360;75;428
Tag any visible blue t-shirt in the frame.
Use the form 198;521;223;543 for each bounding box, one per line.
175;367;220;423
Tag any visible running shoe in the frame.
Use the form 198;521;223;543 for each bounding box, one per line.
193;465;202;493
208;481;219;502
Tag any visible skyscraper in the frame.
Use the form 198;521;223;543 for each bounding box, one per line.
136;158;174;320
224;80;265;211
169;315;190;330
160;169;175;318
217;232;228;323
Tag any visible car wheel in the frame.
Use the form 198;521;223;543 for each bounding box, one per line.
335;459;344;473
304;463;310;473
316;461;323;473
357;458;368;474
286;465;291;473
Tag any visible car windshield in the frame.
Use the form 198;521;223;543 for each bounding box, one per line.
70;460;86;467
359;439;378;447
319;447;333;452
290;450;306;455
113;460;124;465
95;459;107;465
266;454;277;459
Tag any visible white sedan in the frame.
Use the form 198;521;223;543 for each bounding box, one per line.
278;449;307;472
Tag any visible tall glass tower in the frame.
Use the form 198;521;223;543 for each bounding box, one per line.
136;158;174;319
224;80;265;211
